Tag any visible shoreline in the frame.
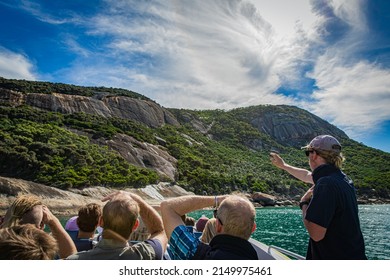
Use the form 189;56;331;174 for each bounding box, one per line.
1;175;389;216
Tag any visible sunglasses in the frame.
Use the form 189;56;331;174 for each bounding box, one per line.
305;150;315;156
213;209;223;226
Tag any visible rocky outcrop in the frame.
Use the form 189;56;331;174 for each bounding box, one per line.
0;176;193;215
249;107;348;147
0;88;179;128
93;133;178;181
251;192;277;206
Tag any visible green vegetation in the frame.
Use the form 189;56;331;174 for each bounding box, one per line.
0;107;158;189
0;77;389;198
0;77;150;100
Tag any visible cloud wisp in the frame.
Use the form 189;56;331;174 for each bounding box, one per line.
0;47;37;80
306;0;390;138
0;0;389;143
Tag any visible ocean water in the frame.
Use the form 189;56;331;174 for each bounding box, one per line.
189;204;390;260
60;204;389;260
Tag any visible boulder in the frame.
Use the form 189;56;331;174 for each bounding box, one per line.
251;192;277;206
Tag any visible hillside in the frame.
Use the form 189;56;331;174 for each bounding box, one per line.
0;77;389;207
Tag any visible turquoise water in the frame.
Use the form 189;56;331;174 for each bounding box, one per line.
188;204;390;260
60;204;389;260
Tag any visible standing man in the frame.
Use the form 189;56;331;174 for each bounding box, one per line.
295;135;366;259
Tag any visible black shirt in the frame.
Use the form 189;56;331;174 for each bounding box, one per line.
305;164;367;260
192;234;258;260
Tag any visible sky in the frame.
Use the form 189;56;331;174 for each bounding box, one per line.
0;0;389;152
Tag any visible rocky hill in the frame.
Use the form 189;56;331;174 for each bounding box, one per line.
0;87;179;128
0;77;389;209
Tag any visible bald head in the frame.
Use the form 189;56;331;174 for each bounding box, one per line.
217;195;256;240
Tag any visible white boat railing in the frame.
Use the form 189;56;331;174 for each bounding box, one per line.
267;245;306;260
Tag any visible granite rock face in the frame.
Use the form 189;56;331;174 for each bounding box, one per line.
250;109;347;147
93;133;178;181
0;176;192;215
0;88;179;128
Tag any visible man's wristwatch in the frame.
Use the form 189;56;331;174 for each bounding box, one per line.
299;200;310;210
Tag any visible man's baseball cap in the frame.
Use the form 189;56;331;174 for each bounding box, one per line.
302;135;341;153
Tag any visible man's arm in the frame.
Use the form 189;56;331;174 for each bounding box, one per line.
160;195;227;240
301;205;327;241
300;187;327;242
42;206;77;259
270;152;313;184
128;193;167;251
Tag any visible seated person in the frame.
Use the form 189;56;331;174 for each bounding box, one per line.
200;218;217;244
195;215;209;232
161;194;258;260
66;203;102;252
0;194;76;259
0;224;58;260
67;191;167;260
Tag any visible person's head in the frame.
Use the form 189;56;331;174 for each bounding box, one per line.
200;218;217;244
214;195;256;240
0;195;44;230
184;216;196;227
101;198;139;241
302;135;345;170
77;203;102;233
195;215;209;232
0;224;58;260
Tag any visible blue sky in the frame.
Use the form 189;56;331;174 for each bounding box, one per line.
0;0;389;152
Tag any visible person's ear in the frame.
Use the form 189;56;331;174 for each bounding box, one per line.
132;219;139;231
251;222;256;233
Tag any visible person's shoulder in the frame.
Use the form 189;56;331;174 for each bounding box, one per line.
147;239;165;259
66;251;85;260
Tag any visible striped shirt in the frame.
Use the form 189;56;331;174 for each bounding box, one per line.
168;225;200;260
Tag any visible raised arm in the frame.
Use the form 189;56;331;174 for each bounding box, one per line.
42;206;77;259
160;195;227;240
102;191;167;252
128;193;167;251
270;152;313;184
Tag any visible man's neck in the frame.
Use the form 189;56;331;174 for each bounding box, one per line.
77;230;95;239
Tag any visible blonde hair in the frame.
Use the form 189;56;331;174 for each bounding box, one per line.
217;195;255;240
0;224;58;260
316;149;345;169
0;195;43;229
102;198;139;241
200;218;217;244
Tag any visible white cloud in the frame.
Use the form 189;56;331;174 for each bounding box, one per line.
20;0;76;25
304;0;390;138
0;47;37;80
67;0;312;109
308;55;390;138
13;0;388;143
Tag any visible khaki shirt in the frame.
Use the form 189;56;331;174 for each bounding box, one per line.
66;238;159;260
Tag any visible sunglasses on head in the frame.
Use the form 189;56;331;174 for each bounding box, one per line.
305;150;316;156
